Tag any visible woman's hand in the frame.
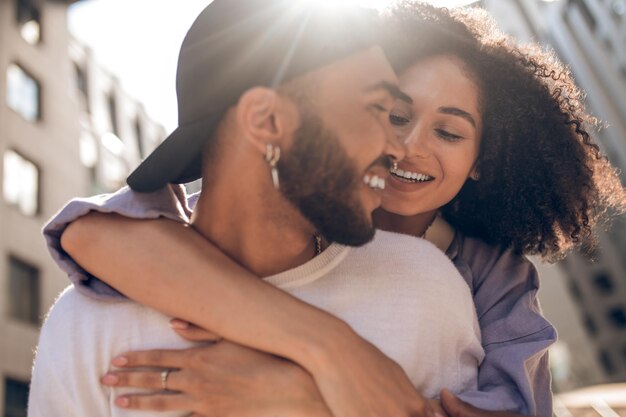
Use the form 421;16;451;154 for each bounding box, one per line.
167;318;433;417
101;341;331;417
169;318;222;342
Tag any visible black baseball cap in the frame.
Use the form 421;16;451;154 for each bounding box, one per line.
127;0;381;192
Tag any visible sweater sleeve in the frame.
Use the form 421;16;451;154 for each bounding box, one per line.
453;237;556;417
42;185;194;301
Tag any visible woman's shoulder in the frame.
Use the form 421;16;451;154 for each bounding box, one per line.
449;230;538;291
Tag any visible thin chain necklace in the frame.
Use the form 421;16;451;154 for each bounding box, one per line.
314;234;323;256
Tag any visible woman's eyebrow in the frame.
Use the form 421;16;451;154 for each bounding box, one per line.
438;106;477;128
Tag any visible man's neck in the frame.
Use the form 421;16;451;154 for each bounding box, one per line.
189;177;318;278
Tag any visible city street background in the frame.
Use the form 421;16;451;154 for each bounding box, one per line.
1;0;625;416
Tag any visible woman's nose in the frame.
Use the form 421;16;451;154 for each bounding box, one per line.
402;125;431;158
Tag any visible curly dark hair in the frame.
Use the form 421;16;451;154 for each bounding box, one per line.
380;2;626;260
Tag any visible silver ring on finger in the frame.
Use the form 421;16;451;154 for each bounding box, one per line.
161;369;172;390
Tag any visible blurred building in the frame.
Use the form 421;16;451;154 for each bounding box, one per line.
483;0;626;391
0;0;165;415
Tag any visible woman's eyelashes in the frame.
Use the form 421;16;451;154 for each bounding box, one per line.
389;112;465;142
435;128;463;141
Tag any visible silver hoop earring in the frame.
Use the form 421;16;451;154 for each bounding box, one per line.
265;144;281;190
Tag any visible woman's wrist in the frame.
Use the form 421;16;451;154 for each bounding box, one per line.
296;316;361;375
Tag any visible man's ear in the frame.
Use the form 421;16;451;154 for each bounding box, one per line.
235;87;300;154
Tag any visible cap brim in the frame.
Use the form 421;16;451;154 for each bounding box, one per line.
127;114;222;192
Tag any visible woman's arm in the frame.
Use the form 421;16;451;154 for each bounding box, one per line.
62;212;342;367
61;212;431;417
452;239;556;416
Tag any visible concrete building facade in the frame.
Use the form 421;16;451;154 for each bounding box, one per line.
0;1;164;415
483;0;626;390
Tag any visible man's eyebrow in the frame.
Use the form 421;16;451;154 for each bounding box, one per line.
366;81;413;104
438;106;477;128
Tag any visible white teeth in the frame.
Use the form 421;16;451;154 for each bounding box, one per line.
389;166;434;183
364;173;385;190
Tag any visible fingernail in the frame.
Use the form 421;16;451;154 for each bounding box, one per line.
435;413;446;417
115;397;130;408
169;319;189;329
112;355;128;366
101;373;119;385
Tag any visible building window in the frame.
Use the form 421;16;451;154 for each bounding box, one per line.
99;140;127;191
7;256;40;325
568;0;597;31
107;93;119;136
607;306;626;329
583;314;597;336
6;63;40;122
134;118;144;159
74;63;89;112
599;350;616;375
15;0;41;45
4;377;29;417
592;272;614;295
79;131;98;169
3;150;40;216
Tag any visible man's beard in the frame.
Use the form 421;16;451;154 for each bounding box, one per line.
278;110;377;247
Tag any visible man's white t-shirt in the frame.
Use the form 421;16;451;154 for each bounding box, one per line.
28;230;484;417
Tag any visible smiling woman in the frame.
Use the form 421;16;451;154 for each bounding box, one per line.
381;55;482;219
377;2;626;257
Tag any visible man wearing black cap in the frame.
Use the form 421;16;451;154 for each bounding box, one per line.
125;0;408;249
29;1;488;417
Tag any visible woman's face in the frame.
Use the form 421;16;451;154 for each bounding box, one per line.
382;54;483;216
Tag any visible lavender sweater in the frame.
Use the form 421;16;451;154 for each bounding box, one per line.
43;185;556;416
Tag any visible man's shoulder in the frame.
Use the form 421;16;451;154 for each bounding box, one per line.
342;230;464;285
359;230;457;267
39;285;191;364
42;286;165;343
46;285;131;320
40;287;122;344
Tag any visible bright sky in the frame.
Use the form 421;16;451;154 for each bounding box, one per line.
68;0;476;132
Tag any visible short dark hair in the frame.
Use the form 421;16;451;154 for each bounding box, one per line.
381;2;626;259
